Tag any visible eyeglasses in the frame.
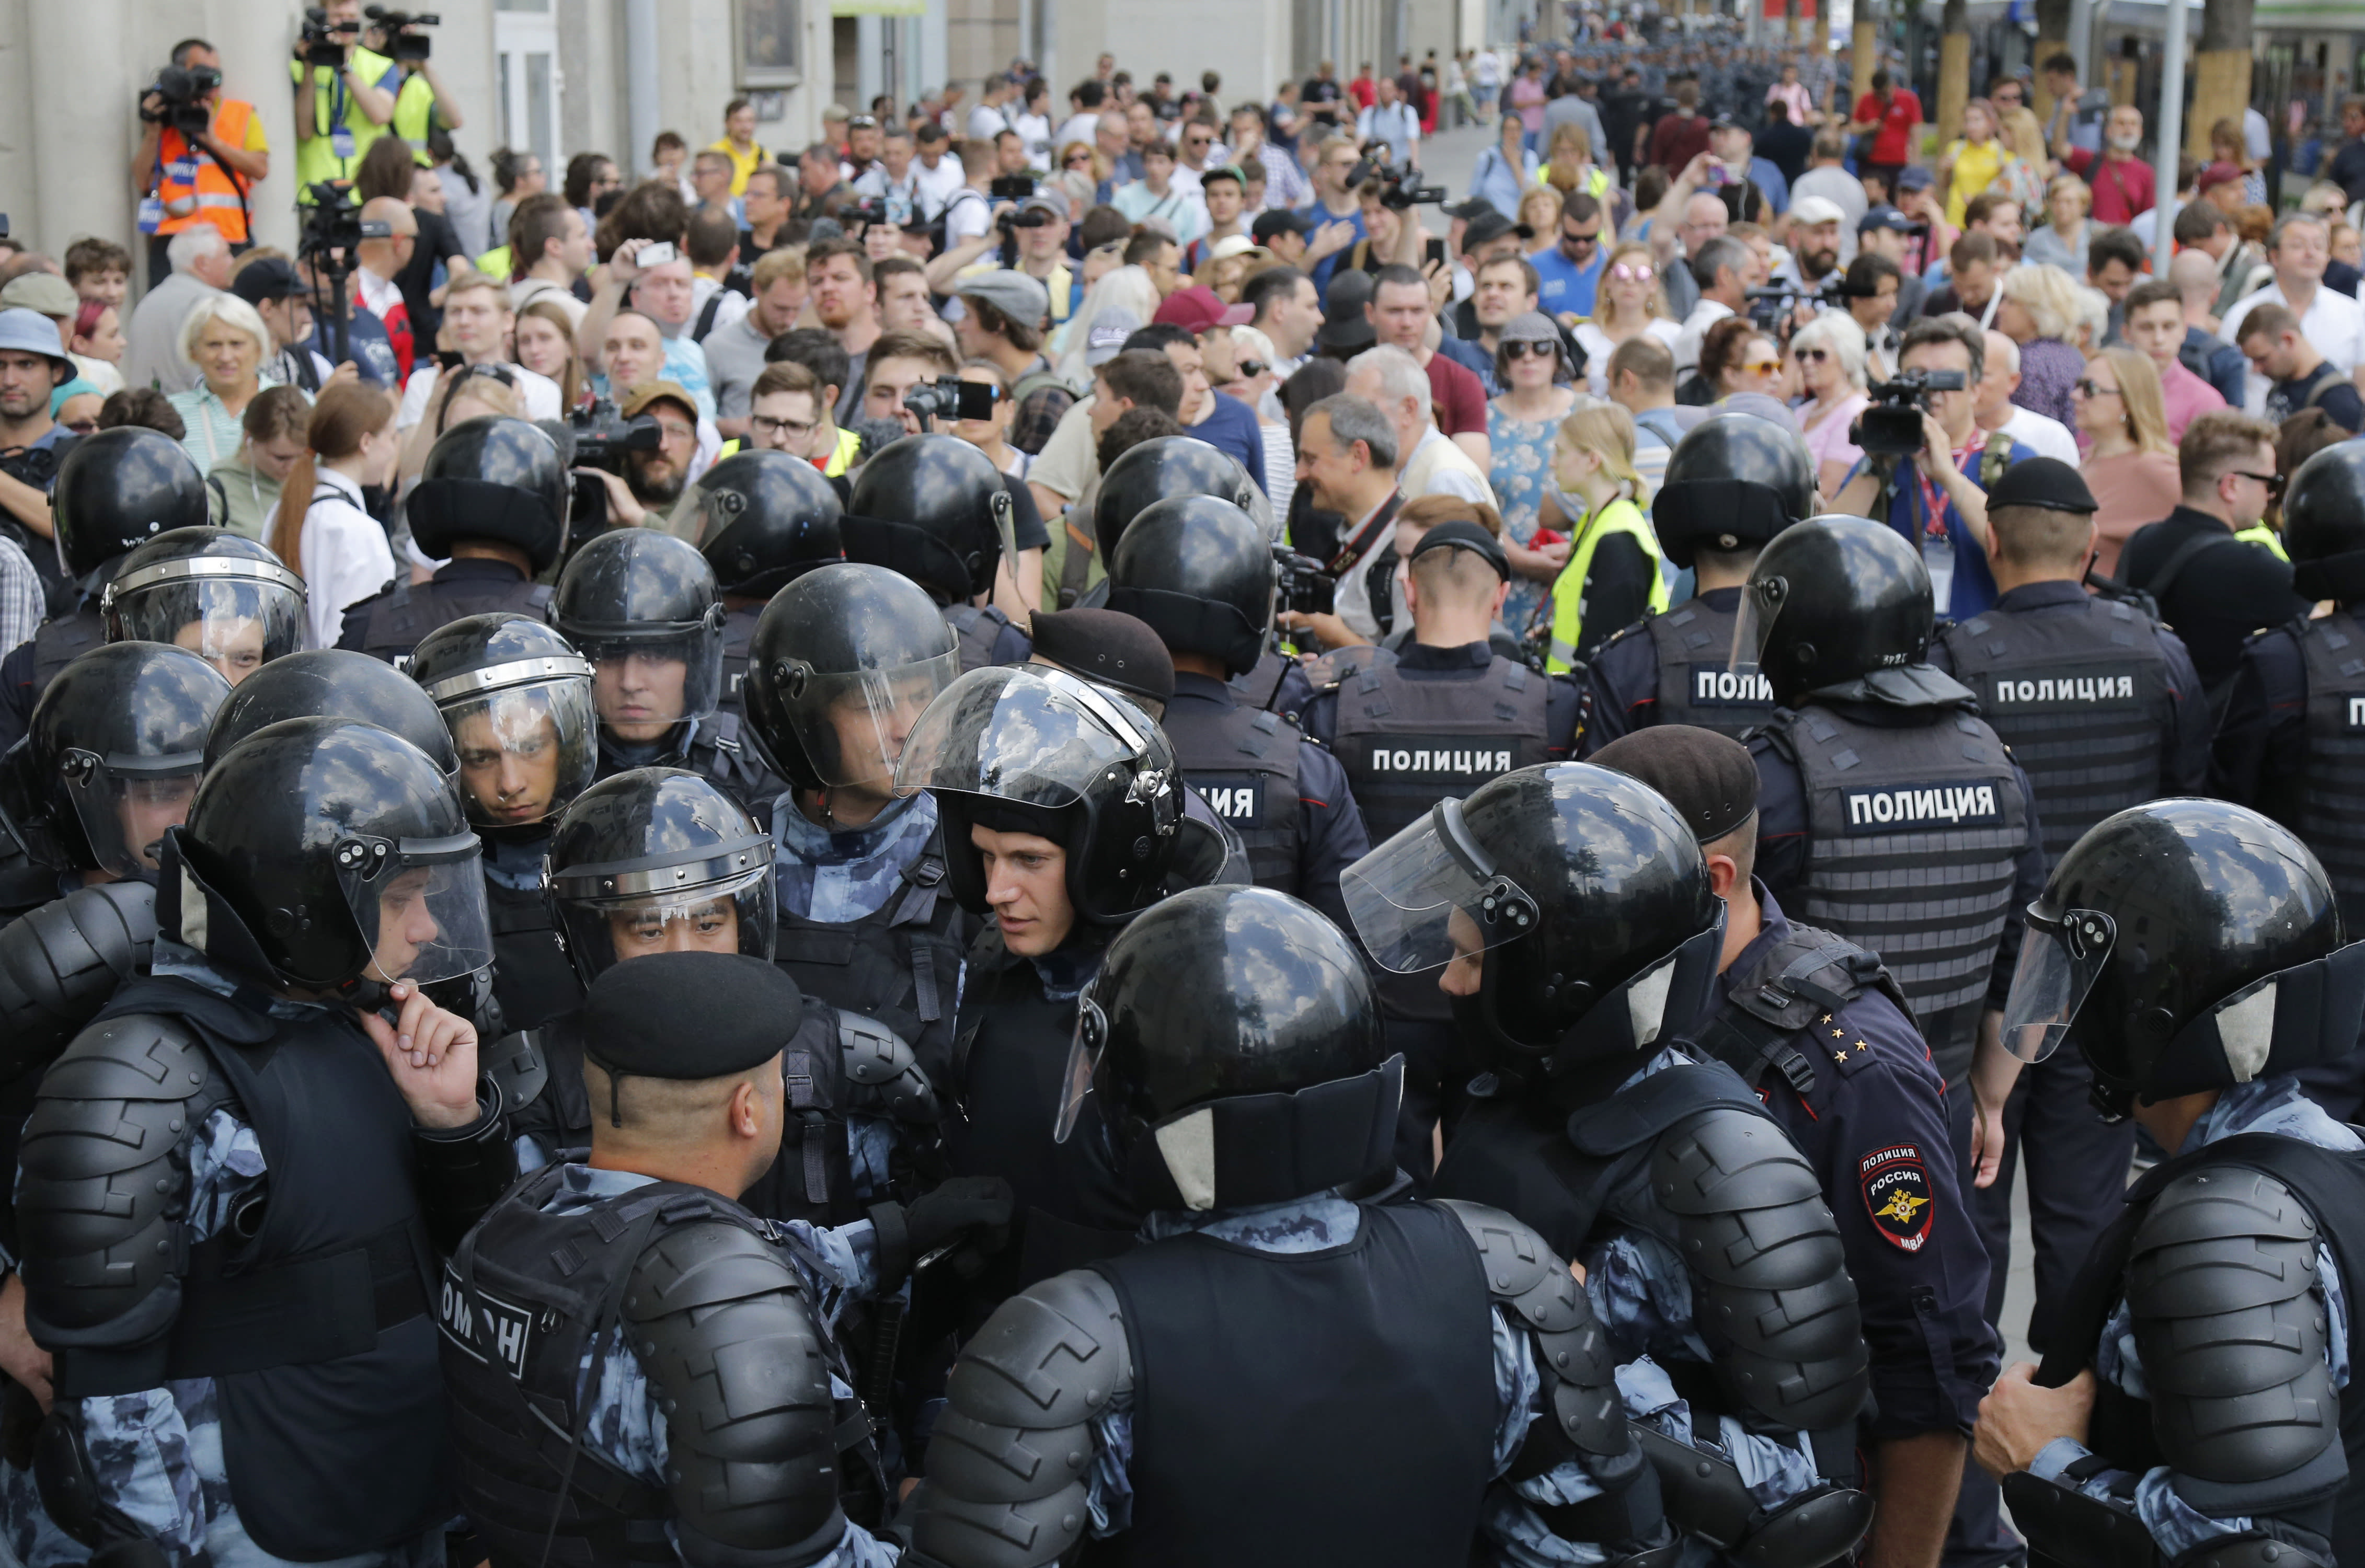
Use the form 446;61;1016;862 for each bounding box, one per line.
1608;262;1655;283
2073;378;2120;398
751;413;818;439
1794;346;1828;363
1503;340;1555;359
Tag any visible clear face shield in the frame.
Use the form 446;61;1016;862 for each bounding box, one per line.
1727;571;1788;682
424;656;600;830
778;649;963;793
893;664;1153;809
577;615;727;740
106;561;308;687
61;748;201;877
1054;990;1110;1144
333;830;495;986
1999;904;2117;1063
548;833;777;981
1340;798;1541;975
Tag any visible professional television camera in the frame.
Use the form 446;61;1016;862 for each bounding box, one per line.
562;398;664;536
1851;366;1968;458
1347;155;1446;210
295;183;392;367
298;8;360;69
141;63;219;141
364;6;439;62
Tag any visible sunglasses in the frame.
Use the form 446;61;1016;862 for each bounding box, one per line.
1066;152;1094;165
1608;262;1655;283
2231;468;2286;492
2073;378;2120;398
1562;230;1601;248
1741;359;1783;375
1503;340;1555;359
1237;359;1269;377
1794;346;1828;363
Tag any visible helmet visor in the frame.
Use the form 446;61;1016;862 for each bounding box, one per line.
1727;572;1788;682
337;831;495;986
1053;992;1109;1144
62;750;201;877
575;622;726;736
109;570;306;685
1341;799;1541;974
437;675;600;829
894;664;1152;807
777;650;963;790
553;863;777;979
2000;904;2116;1063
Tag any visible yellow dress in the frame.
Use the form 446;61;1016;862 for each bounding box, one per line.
1943;137;2003;227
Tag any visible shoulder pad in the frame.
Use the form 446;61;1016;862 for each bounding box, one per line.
38;1012;214;1106
1432;1200;1627;1460
836;1009;939;1123
1651;1103;1828;1219
479;1028;549;1120
0;881;157;1082
625;1212;808;1323
1432;1199;1582;1329
943;1267;1131;1431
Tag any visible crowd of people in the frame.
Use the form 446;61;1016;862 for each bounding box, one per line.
0;8;2360;1568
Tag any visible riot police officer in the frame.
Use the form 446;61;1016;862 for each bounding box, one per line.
1972;799;2365;1567
408;613;600;1029
5;717;514;1568
0;426;210;750
1350;763;1876;1565
841;434;1031;672
98;526;307;687
671;448;846;722
1577;411;1815;754
1927;456;2209;1342
1592;724;1999;1568
337;414;570;667
1736;515;2046;1164
203;647;462;777
909;884;1675;1568
549;527;780;812
1104;492;1371;926
441;952;910;1565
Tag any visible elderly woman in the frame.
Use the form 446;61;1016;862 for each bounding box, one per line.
1574;243;1681;395
2020;175;2092;274
1680;317;1781;407
1485;312;1582;631
1790;312;1871;495
167;293;280;476
1995;263;2086;429
1225;323;1295;518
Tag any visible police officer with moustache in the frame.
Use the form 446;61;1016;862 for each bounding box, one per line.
550;528;782;814
441;952;903;1568
1926;457;2210;1341
1103;494;1371;928
842;435;1032;673
1972;799;2365;1568
909;885;1680;1568
1591;725;2000;1568
100;526;308;688
1;718;516;1568
1351;764;1877;1565
1577;412;1817;753
0;428;211;752
667;447;847;723
338;416;569;668
1736;516;2047;1173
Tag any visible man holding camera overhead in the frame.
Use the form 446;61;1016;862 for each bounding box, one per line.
290;0;397;197
364;8;462;166
134;38;270;285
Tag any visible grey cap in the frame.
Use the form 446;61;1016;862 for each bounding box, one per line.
1498;310;1560;345
1084;305;1141;367
0;273;79;320
0;308;70;367
957;269;1052;329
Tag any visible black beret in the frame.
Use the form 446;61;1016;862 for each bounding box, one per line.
1027;607;1176;706
1408;518;1511;581
1589;724;1760;843
1984;456;2097;514
581;952;805;1081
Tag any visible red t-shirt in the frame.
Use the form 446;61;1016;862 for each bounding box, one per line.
1649;111;1712;174
1425;353;1488;437
1349;76;1377;110
2064;147;2156;225
1853;87;1923;165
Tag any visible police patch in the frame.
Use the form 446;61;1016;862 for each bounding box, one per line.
1190;774;1266;821
2347;694;2365;733
1688;662;1775;707
438;1263;535;1376
1841;779;2005;833
1859;1144;1935;1252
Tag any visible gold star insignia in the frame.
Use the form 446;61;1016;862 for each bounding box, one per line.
1820;1014;1834;1025
1831;1027;1845;1037
1833;1050;1849;1064
1856;1041;1869;1052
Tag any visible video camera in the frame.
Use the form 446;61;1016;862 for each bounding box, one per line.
1851;367;1968;458
1273;545;1336;618
299;8;360;70
1743;282;1849;339
901;377;998;429
1347;156;1446;210
989;174;1037;203
142;64;220;141
297;182;392;259
364;6;439;62
569;398;663;470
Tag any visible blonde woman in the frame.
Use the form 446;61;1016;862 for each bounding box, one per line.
1572;244;1680;394
1226;323;1295;522
2022;175;2092;274
1051;141;1105;216
1790;311;1871;495
1532;398;1668;673
167;293;280;476
1518;186;1564;255
2070;347;2182;577
1994;263;2085;428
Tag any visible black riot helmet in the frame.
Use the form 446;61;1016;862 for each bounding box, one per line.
672;448;847;598
1059;885;1401;1212
1344;762;1724;1092
205;649;460;776
1093;436;1273;565
549;529;728;740
1649;412;1818;570
27;642;230;877
408;614;599;834
2001;799;2365;1116
742;563;960;793
166;716;490;990
52;426;210;580
896;664;1184;926
544;768;776;987
1730;514;1934;708
842;434;1015;604
2280;439;2365;604
1105;494;1276;678
407;416;571;574
100;527;307;685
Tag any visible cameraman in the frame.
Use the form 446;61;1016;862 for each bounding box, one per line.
362;10;464;158
135;38;270;286
1831;315;2033;620
290;0;397;195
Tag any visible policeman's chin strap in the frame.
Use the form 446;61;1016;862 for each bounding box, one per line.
2136;938;2365;1104
1122;1056;1405;1214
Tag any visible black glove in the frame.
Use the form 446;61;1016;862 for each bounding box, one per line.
871;1177;1013;1288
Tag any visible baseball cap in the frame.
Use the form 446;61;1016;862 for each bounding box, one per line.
618;381;699;423
1589;725;1759;844
1018;188;1071;220
1893;166;1935;193
956;269;1052;328
1200;164;1247;190
1084;306;1141;368
230;257;308;306
1208;234;1269;264
1445;197;1497;223
1315;270;1377;353
1789;195;1846;228
1152;285;1253;333
1858;203;1916;235
1462;210;1533;251
1985;456;2098;514
0;273;78;320
1252;209;1317;246
0;308;70;368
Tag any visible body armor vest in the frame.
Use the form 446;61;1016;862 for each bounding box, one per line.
942;603;1019;673
1227;650;1312;722
717;601;762;721
1158;697;1306;895
28;611;104;710
1644;598;1776;739
484;843;578;1033
774;827;970;1076
1084;1202;1497;1568
1769;700;2027;1084
72;976;450;1561
345;575;553;670
1939;596;2174;868
1326;648;1553;843
2295;610;2365;927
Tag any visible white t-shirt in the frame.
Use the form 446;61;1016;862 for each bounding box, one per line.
1400;426;1497;506
1053;112;1099;153
397;361;565;430
289;467;398;650
1997;406;2080;466
943;187;996;247
1576;319;1683;396
913;155;966;222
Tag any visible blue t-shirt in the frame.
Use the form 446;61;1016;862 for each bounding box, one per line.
1844;437;2035;621
1530;244;1605;318
1191;393;1269;494
1306;204;1367;296
307;308;399;389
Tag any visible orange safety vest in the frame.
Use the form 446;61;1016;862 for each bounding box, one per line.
155;99;255;243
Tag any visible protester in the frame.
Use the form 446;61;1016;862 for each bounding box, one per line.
163;292;277;476
1483;312;1578;631
1974;327;2081;465
1791;309;1871;493
124;227;232;393
267;380;398;648
65;298;126;397
1995;262;2087;428
203;383;309;540
2070;347;2184;577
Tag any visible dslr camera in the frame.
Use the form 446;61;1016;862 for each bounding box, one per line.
142;63;220;141
364;6;440;63
1347;156;1446;210
1272;545;1336;618
901;377;998;429
299;7;361;69
1851;367;1968;458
